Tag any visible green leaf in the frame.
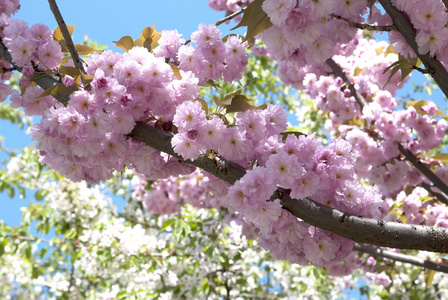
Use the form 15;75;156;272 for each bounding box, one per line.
74;44;99;55
34;189;47;201
172;219;191;241
231;0;272;43
161;218;176;231
197;98;208;114
382;54;419;87
32;265;42;279
0;238;7;257
7;186;14;198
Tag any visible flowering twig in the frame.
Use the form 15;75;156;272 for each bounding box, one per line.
378;0;448;99
184;6;247;45
47;0;86;74
330;14;396;32
398;144;448;204
326;57;448;203
354;243;448;273
0;41;70;102
420;182;448;205
326;58;368;108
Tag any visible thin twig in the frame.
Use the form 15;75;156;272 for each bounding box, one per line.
330;14;396;32
420;182;448;205
47;0;86;74
184;6;247;45
398;143;448;202
326;58;368;108
354;243;448;273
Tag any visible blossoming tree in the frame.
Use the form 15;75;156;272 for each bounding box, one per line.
1;0;448;298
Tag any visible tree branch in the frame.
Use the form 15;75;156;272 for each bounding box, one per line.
326;58;368;108
0;41;70;102
442;0;448;15
378;0;448;99
330;14;396;32
354;243;448;273
47;0;86;74
420;182;448;205
130;122;448;253
326;57;448;202
398;143;448;204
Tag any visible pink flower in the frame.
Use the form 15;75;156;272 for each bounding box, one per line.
416;27;448;57
27;23;52;46
191;23;222;48
173;100;206;131
8;36;34;66
262;0;295;26
290;172;319;199
409;0;447;30
37;40;63;69
263;27;294;59
266;150;303;187
171;132;202;160
0;82;12;102
303;234;340;267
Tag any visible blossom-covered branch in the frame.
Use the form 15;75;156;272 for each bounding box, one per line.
130;122;448;253
0;41;69;102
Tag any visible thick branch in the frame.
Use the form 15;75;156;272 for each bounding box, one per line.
326;57;448;201
378;0;448;99
354;243;448;274
47;0;86;74
130;122;448;253
130;123;246;184
330;14;396;32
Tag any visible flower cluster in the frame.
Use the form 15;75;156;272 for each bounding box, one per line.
8;23;249;183
228;134;382;267
178;24;249;84
260;0;363;66
389;0;448;62
276;33;447;197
